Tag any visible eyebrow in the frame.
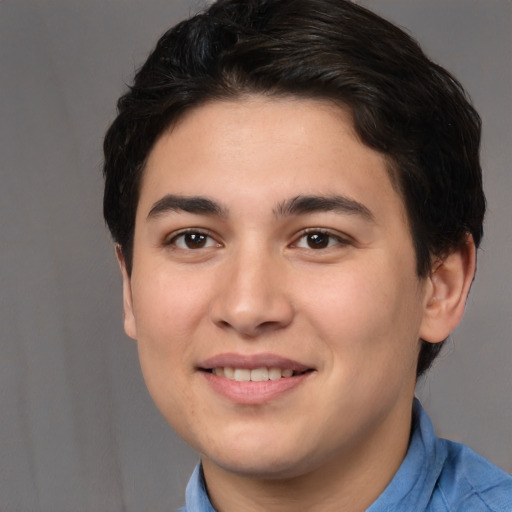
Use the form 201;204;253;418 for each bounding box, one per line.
147;194;227;219
147;193;374;222
274;195;374;221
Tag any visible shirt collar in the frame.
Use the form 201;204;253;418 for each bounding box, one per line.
184;464;216;512
366;398;447;511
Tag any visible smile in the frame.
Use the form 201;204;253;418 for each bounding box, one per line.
198;354;315;404
210;367;307;381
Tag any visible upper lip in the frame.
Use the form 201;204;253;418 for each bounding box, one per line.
198;353;312;372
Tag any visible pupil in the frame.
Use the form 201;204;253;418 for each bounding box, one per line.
185;233;206;248
307;233;329;249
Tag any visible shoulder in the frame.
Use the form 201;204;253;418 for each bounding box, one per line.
432;439;512;512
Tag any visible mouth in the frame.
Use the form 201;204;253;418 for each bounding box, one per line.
204;367;312;382
197;353;315;403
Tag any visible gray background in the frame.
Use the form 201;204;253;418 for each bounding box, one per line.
0;1;510;511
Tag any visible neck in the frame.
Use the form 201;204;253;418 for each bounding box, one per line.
201;397;414;512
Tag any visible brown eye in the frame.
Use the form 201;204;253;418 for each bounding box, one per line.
306;232;330;249
171;231;217;249
184;233;207;248
294;230;348;250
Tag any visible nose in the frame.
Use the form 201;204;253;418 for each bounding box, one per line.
209;246;294;338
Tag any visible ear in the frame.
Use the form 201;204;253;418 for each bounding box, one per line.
116;246;137;340
419;235;476;343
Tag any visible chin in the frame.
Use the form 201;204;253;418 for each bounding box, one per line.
201;435;324;481
209;453;310;480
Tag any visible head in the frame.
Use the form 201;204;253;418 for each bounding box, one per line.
103;0;484;377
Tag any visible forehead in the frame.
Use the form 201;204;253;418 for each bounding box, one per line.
138;96;407;225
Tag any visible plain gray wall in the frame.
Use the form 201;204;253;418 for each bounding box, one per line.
0;1;510;511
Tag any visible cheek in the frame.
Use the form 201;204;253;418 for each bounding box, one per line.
131;272;208;437
301;259;423;356
131;269;210;346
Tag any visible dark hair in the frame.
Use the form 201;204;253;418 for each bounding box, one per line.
103;0;485;377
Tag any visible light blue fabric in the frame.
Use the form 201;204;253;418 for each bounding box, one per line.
177;399;512;511
177;465;216;512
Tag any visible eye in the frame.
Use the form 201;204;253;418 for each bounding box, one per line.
168;230;219;250
294;230;348;250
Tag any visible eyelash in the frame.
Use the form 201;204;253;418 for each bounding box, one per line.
164;228;350;251
164;229;220;250
293;229;350;250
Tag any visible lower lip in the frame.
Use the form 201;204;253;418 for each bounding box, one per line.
201;371;312;405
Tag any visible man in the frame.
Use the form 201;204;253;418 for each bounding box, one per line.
102;0;512;510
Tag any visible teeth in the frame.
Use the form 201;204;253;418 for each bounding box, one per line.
250;368;268;382
233;369;251;382
212;367;299;381
269;367;282;380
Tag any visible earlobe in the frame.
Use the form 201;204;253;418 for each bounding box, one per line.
419;235;476;343
116;246;138;340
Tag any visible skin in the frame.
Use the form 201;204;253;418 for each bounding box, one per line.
118;96;475;511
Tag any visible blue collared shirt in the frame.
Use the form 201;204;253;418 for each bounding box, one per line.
178;400;512;511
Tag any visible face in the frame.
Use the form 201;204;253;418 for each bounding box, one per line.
121;96;432;480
